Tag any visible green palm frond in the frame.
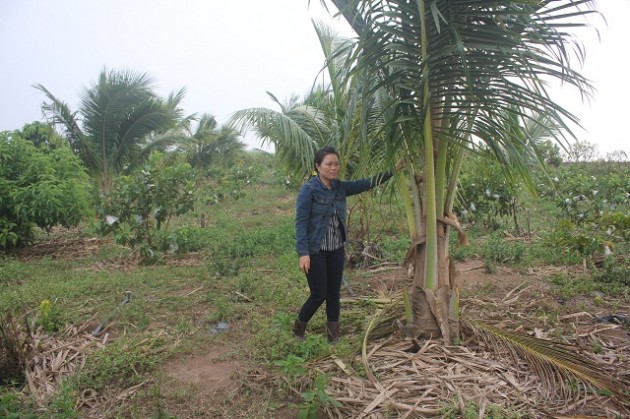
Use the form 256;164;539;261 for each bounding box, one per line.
463;318;630;403
176;113;244;170
33;84;97;170
335;0;596;150
36;68;185;194
229;107;324;178
230;19;403;182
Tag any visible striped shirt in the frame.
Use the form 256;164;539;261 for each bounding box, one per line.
320;206;344;251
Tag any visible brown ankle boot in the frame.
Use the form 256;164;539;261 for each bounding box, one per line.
292;318;307;341
326;321;340;343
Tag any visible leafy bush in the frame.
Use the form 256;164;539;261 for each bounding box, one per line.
379;235;410;263
37;299;63;333
0;127;92;249
299;374;341;419
169;226;209;253
254;312;330;364
201;163;265;204
592;257;630;286
482;233;526;265
456;155;523;233
96;152;197;260
539;163;630;259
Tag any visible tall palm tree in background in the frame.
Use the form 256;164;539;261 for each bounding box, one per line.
229;21;395;181
181;113;245;171
327;0;596;342
35;69;185;195
230;21;402;252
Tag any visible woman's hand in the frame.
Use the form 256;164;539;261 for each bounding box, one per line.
299;255;310;274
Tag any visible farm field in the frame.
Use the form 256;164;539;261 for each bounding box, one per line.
1;162;629;418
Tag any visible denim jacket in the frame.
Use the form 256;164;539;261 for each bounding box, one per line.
295;172;393;256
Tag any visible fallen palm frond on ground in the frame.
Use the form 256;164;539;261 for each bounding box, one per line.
305;286;630;417
1;314;181;414
1;313;32;385
24;317;108;406
463;318;630;402
319;338;628;418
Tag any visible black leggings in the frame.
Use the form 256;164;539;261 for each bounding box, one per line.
298;247;345;323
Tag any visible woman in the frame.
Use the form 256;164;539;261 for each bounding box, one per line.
293;146;399;343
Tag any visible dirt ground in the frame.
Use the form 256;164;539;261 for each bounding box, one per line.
10;235;629;417
156;258;629;417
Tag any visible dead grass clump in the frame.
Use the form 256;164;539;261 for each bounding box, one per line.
0;313;31;386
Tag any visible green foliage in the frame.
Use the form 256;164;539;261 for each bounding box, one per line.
274;354;306;382
0;392;36;419
46;380;78;418
543;164;629;224
535;139;563;167
78;335;165;390
298;374;340;419
379;235;409;263
206;295;232;323
545;219;603;260
202;163;265;205
457;155;523;232
0;128;92;248
255;312;330;365
181;114;245;171
538;163;630;259
16;121;65;150
37;68;185;195
549;272;601;299
482;234;526;265
168;226;208;253
592;257;630;286
96;152;197;260
38;299;63;333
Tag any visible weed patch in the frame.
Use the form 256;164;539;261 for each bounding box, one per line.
77;334;169;391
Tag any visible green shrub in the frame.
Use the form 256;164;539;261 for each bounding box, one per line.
96;152;197;260
37;299;63;333
0;126;92;249
253;312;331;364
456;154;524;234
171;226;208;252
592;257;630;286
482;233;526;265
0;392;36;418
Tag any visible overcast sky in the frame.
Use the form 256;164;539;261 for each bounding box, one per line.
1;0;628;154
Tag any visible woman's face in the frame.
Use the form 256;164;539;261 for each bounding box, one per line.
317;153;340;183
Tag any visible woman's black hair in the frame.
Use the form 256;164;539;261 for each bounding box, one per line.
314;146;339;171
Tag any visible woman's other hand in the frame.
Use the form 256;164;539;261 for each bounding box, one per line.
299;255;310;273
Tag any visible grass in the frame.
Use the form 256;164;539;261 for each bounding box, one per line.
1;163;628;417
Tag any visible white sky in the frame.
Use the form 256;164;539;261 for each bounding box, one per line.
0;0;628;154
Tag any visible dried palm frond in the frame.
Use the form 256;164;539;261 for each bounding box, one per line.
0;312;32;385
463;317;630;405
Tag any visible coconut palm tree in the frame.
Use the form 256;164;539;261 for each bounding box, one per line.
322;1;630;405
181;114;245;171
230;22;401;254
229;21;396;182
326;0;596;342
35;68;186;195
